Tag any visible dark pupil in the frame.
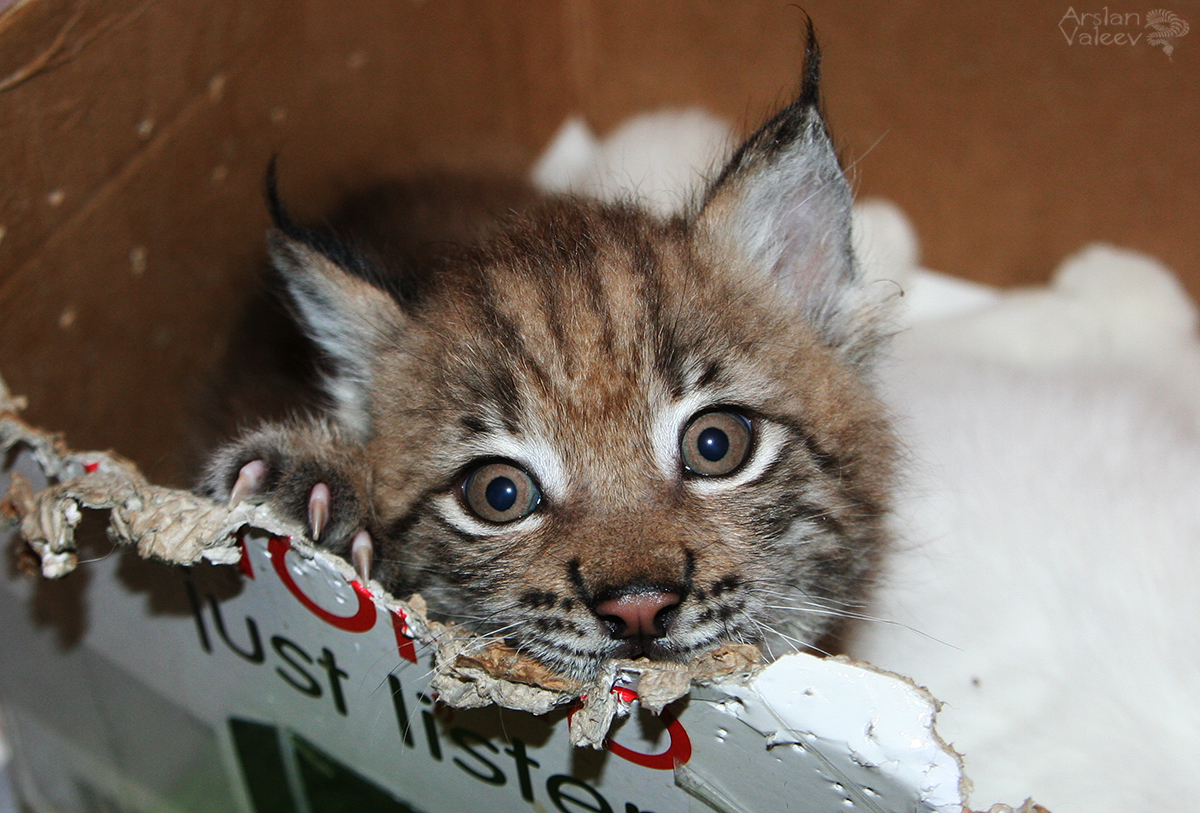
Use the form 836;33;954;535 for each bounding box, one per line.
485;476;518;512
697;427;730;462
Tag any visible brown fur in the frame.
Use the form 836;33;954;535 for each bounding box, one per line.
200;36;896;679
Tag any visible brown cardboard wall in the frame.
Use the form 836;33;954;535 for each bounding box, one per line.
2;0;1197;485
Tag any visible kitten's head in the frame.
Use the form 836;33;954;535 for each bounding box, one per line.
269;36;895;680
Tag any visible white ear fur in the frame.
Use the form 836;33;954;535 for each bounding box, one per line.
268;231;405;439
695;101;885;364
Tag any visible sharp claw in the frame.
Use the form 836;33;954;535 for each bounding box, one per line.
308;483;331;541
351;529;373;583
228;460;267;509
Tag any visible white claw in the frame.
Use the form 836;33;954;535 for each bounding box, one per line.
351;529;373;583
308;483;331;541
228;460;267;509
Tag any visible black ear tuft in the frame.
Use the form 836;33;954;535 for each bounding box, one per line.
264;159;368;279
703;20;830;205
693;24;887;366
265;155;297;236
797;12;821;112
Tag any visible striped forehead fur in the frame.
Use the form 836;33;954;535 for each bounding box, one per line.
438;202;803;407
393;195;892;536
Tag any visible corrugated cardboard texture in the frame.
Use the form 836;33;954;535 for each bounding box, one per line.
1;0;1197;484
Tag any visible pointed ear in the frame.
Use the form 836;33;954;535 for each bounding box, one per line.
267;229;406;440
692;33;882;364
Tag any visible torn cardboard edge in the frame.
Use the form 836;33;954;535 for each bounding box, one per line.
1;375;1057;812
0;374;761;748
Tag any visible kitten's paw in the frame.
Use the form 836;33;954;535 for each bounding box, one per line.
199;420;373;576
227;463;355;563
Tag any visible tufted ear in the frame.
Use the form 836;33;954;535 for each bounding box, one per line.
266;170;406;440
693;29;882;364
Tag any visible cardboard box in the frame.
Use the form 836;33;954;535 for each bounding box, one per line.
2;1;1193;810
0;408;971;813
1;0;1195;489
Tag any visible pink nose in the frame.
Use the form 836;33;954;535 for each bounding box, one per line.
595;591;681;639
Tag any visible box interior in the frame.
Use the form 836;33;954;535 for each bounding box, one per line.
1;0;1196;484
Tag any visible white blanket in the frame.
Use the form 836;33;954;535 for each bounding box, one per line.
540;112;1200;813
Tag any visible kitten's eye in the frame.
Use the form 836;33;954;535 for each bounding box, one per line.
462;462;541;523
681;410;753;476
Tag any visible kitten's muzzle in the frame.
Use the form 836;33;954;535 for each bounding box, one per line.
596;589;680;645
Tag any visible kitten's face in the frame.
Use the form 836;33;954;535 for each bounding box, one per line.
265;46;895;679
351;203;892;679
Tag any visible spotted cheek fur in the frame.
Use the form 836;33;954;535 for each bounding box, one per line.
428;519;774;681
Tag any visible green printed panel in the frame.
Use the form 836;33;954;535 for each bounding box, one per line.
231;718;426;813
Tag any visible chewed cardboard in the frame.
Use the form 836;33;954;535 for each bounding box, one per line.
0;383;971;813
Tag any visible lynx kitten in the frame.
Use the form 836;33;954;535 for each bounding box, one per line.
201;34;894;681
